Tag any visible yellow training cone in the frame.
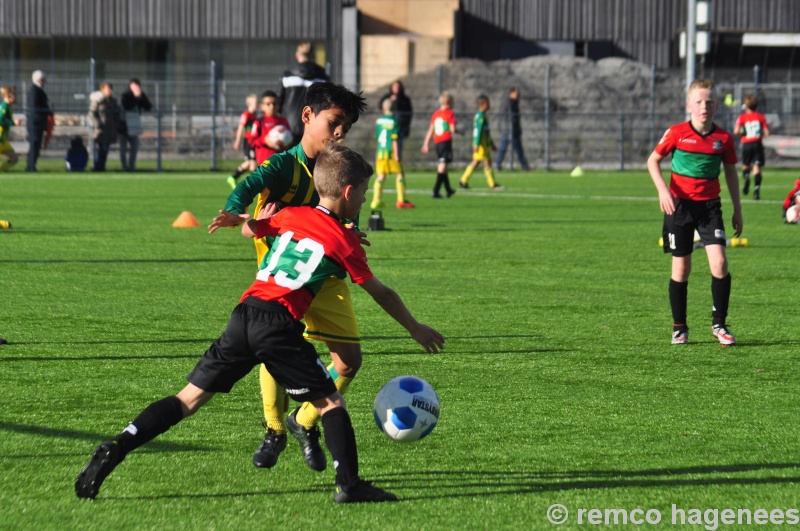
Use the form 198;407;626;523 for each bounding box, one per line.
570;166;584;177
172;211;201;228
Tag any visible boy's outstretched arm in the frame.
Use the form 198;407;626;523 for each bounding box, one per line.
722;162;743;237
359;277;445;353
208;210;251;234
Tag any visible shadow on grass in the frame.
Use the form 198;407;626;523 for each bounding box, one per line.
370;465;800;500
0;422;212;453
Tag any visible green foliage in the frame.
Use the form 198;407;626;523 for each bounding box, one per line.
2;168;799;529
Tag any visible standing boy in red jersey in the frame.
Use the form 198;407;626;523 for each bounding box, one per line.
76;143;444;503
734;94;770;200
248;91;291;165
421;91;457;199
647;79;743;347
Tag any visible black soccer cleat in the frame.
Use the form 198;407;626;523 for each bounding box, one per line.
334;480;399;503
458;180;470;189
253;428;287;468
285;409;327;472
75;440;122;499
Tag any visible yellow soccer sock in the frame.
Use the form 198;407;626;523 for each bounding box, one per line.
396;177;406;204
259;364;288;433
485;167;497;188
371;178;384;207
0;155;9;172
295;363;353;429
461;165;475;184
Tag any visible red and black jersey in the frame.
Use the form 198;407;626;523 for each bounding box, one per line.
654;121;737;201
240;206;372;320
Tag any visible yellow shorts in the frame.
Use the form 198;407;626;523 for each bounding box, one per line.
375;158;402;175
304;277;360;344
472;144;490;162
0;140;14;155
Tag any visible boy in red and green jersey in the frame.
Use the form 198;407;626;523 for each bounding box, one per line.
210;82;370;473
734;94;770;199
421;91;457;198
647;79;743;347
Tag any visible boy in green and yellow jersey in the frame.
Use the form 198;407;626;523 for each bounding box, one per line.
0;86;21;171
210;82;368;473
460;94;503;190
371;98;413;209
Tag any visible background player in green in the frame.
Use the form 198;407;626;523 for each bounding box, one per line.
0;86;21;171
209;82;370;474
647;79;743;347
460;94;503;190
371;98;413;209
76;143;445;503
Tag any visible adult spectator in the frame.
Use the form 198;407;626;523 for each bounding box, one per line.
379;80;413;159
119;78;152;172
277;41;329;148
495;86;531;171
26;70;53;172
89;82;121;172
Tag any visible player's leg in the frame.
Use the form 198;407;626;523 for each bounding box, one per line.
395;169;414;208
699;202;736;346
664;203;694;344
460;159;478;188
371;170;386;209
253;366;289;468
752;144;765;200
483;158;501;189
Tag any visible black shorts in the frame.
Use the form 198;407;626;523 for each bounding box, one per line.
187;297;336;403
741;141;765;167
435;140;453;164
242;142;255;161
662;197;727;257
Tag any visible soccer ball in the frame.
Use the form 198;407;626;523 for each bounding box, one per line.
267;124;293;149
373;375;440;442
787;205;800;223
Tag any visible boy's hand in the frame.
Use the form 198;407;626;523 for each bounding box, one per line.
658;190;676;215
208;210;250;234
345;222;371;247
421;143;429;154
409;323;445;353
257;201;283;220
731;210;743;237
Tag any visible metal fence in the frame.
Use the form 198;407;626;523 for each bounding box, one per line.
5;60;800;172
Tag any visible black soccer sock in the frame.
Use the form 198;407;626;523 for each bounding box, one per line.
433;173;445;194
231;168;244;180
669;279;689;327
443;171;453;193
711;273;732;325
754;173;762;190
115;395;185;459
321;407;359;489
742;169;751;181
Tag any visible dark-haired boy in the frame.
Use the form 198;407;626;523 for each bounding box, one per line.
76;143;444;503
209;82;370;473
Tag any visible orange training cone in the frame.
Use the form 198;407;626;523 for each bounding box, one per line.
172;211;201;228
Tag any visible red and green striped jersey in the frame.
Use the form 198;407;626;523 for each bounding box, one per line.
734;111;769;143
375;113;398;160
654;121;737;201
239;110;257;133
430;108;456;143
240;205;373;320
0;101;14;143
471;110;492;148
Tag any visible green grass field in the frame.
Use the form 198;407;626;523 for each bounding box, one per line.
2;166;800;530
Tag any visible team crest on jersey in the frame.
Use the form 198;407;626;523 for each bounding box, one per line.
712;140;723;150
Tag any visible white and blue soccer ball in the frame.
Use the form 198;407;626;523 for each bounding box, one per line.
373;375;440;442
